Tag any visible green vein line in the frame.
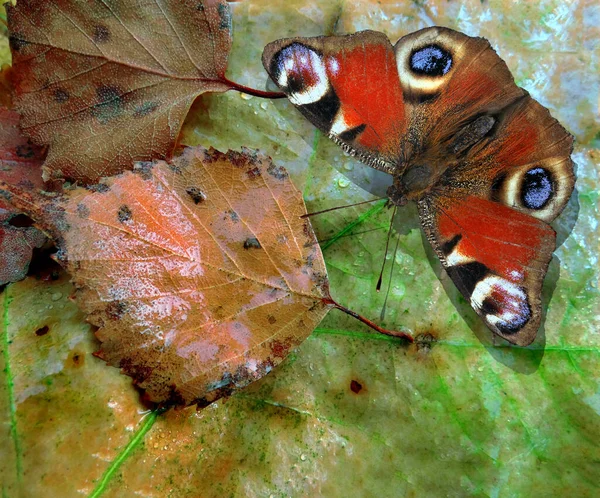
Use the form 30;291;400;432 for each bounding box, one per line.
312;330;599;354
88;408;164;498
312;327;408;344
321;199;388;251
2;288;22;483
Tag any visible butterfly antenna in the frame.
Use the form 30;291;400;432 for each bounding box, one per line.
380;234;400;321
301;197;385;218
376;205;397;292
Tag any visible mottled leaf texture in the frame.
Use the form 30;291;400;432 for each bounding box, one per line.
8;0;234;183
0;106;46;285
4;146;333;406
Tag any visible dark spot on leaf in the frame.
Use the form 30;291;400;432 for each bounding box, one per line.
133;101;159;118
7;214;34;228
415;333;436;353
247;167;261;180
93;24;110;43
68;350;85;368
117;205;132;223
53;88;69;103
217;3;232;30
226;210;239;222
267;163;288;180
350;380;363;394
15;144;35;159
76;203;90;219
168;163;183;175
93;85;124;124
133;162;154;180
270;338;293;359
243;237;261;250
106;300;128;320
267;315;276;324
9;34;28;52
87;183;110;193
186;187;206;204
227;151;247;168
35;325;50;337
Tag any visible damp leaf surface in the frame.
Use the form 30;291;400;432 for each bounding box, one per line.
8;0;235;183
0;106;46;285
8;146;332;406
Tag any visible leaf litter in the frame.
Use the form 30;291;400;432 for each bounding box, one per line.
0;105;47;285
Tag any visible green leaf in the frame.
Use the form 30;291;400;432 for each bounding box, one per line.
1;0;599;496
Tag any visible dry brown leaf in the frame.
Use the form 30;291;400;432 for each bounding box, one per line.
3;146;336;406
8;0;236;183
0;105;46;285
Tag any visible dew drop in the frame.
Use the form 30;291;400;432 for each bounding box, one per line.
343;162;354;171
51;292;63;302
240;93;253;100
337;178;350;188
260;102;268;110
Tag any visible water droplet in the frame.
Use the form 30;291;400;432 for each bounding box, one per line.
51;292;63;301
260;102;268;110
343;162;354;171
240;93;253;100
300;454;307;461
337;178;350;188
392;282;406;299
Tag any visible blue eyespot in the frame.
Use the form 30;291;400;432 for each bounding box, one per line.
409;45;452;77
521;167;553;209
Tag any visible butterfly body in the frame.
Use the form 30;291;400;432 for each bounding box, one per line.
263;27;575;346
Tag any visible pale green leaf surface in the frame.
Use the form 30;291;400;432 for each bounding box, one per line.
1;1;599;497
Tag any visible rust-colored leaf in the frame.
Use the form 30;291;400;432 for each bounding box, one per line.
8;0;235;183
0;105;46;285
3;146;334;406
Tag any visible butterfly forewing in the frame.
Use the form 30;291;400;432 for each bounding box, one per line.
263;31;406;172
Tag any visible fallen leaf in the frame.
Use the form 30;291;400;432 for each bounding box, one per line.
0;105;46;285
3;146;335;406
8;0;237;183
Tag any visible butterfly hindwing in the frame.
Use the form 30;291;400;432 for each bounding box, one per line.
419;194;556;346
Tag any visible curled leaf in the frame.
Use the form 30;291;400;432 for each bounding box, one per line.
8;0;235;183
0;106;46;285
3;146;334;406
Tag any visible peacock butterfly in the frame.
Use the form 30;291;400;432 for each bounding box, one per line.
262;27;575;346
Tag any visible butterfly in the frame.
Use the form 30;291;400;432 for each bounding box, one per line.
262;26;575;346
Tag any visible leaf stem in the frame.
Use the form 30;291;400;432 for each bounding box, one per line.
323;296;414;343
222;77;286;99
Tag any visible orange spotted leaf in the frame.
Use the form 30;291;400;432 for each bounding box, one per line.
2;147;334;406
7;0;237;183
0;106;46;285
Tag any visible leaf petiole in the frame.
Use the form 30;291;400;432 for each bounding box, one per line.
222;77;287;99
322;296;414;343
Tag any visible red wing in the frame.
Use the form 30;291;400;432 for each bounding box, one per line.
263;31;406;172
419;195;556;346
